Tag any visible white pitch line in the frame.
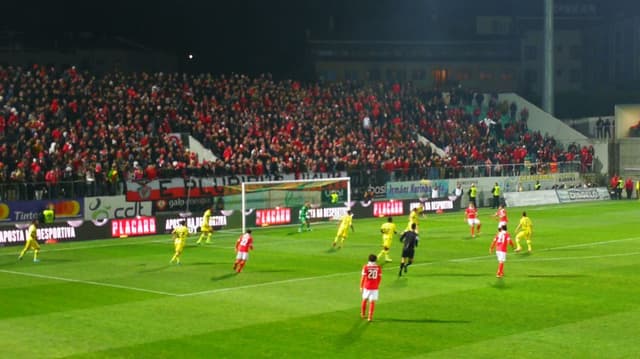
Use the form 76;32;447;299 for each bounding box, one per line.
0;269;178;296
3;236;639;298
178;272;352;297
192;248;640;298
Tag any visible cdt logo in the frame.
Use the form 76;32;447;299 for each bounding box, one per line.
84;196;152;225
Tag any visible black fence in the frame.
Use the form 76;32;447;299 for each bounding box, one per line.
0;161;584;201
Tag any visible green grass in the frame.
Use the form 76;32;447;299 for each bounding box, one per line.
1;200;640;358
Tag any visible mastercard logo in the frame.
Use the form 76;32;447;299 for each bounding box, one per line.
54;201;81;216
0;203;9;220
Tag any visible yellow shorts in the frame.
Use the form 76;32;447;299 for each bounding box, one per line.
201;226;212;233
24;238;40;251
336;227;348;238
174;239;186;252
382;239;393;249
517;230;532;241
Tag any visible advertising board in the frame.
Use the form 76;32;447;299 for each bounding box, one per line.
0;199;84;222
110;217;157;238
84;196;152;223
0;221;111;246
159;214;228;234
556;187;610;202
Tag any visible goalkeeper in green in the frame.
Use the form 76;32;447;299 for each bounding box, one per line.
298;202;311;232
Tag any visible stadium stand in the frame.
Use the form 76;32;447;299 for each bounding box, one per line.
0;65;584;200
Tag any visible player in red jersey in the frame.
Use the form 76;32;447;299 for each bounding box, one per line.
464;203;482;238
493;205;508;229
360;254;382;322
489;225;515;278
233;230;254;273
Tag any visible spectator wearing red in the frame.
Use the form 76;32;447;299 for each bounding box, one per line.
625;178;634;199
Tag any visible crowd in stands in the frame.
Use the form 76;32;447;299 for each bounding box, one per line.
0;64;593;200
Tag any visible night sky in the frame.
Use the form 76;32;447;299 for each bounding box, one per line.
3;0;640;76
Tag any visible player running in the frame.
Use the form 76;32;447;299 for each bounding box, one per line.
404;206;421;234
332;210;354;249
234;230;254;273
398;223;419;277
489;225;515;278
170;220;189;264
378;216;397;262
19;219;41;262
465;202;482;238
514;211;533;253
196;206;213;244
493;204;508;229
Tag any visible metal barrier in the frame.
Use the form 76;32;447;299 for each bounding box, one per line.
347;161;584;187
0;161;585;201
0;180;124;201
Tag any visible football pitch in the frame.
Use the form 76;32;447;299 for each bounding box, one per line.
1;200;639;358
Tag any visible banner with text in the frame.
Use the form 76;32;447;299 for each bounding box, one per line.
386;180;450;200
0;221;111;246
126;172;347;201
84;196;152;223
156;213;232;234
0;199;84;223
153;196;217;214
556;187;610;203
503;190;560;207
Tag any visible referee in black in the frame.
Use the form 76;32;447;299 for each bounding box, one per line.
398;223;419;277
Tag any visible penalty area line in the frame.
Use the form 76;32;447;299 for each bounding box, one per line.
0;269;179;297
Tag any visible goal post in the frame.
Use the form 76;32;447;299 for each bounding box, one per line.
240;177;351;233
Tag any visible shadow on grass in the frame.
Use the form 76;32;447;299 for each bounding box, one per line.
335;319;369;350
138;265;170;273
491;279;509;289
211;272;237;281
391;277;409;288
380;317;471;324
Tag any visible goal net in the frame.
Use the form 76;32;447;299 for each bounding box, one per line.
237;177;351;232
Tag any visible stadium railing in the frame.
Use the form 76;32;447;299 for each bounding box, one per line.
0;161;585;201
0;180;123;201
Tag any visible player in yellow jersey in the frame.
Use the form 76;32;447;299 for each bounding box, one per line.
404;207;421;234
378;216;397;262
170;220;189;264
332;210;354;249
514;211;533;253
19;219;40;262
196;206;213;244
